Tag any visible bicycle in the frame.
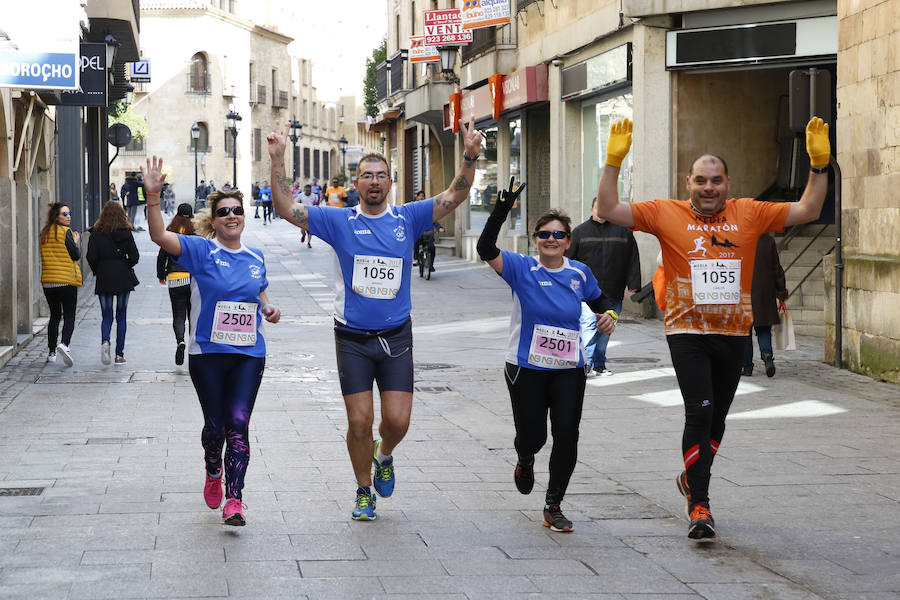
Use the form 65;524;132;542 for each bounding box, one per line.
417;230;435;280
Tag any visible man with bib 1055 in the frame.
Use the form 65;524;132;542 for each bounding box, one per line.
267;117;484;521
594;117;831;540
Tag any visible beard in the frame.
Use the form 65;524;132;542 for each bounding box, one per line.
363;191;387;206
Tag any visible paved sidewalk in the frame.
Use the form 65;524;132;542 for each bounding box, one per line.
1;216;898;599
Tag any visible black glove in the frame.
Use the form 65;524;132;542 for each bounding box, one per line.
478;176;527;261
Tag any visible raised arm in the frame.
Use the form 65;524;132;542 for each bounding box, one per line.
785;117;830;227
142;156;182;257
432;117;484;222
595;118;635;229
267;123;309;230
476;176;525;274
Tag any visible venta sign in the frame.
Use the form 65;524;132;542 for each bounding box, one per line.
424;9;473;46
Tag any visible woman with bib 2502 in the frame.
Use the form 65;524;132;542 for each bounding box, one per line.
477;181;618;533
143;157;281;527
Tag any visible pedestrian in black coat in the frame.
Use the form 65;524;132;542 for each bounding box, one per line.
87;201;140;365
743;233;789;377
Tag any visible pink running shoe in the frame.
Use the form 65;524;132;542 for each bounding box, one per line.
222;498;246;526
204;473;223;509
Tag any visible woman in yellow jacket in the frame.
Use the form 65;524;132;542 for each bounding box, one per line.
39;202;82;365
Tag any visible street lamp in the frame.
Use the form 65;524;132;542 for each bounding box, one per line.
191;123;200;207
289;118;303;182
103;33;119;86
225;109;242;189
438;46;459;84
339;135;348;181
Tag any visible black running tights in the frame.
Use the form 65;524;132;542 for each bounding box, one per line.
667;334;746;507
504;363;586;505
43;285;77;352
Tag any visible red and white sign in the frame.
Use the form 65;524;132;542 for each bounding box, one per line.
424;9;473;46
461;0;511;30
409;36;440;63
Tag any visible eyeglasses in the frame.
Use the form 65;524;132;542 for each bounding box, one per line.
358;172;390;182
535;230;568;240
215;205;245;217
60;211;71;217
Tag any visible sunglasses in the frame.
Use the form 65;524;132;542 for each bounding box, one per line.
60;211;71;217
215;205;245;217
535;230;568;240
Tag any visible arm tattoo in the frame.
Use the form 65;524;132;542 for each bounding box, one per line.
290;207;309;230
453;175;469;191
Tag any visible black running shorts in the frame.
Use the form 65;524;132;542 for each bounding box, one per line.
334;319;414;395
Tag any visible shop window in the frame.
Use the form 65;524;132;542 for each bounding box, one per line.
508;118;523;233
582;93;633;219
466;126;498;233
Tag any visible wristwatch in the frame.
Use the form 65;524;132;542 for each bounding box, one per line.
463;153;479;164
810;165;828;174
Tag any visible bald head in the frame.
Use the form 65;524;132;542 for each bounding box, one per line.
688;154;729;177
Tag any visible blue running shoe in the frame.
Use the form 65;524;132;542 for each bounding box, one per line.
351;486;376;521
372;440;395;497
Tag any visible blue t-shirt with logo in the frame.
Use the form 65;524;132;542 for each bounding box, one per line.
175;235;269;357
260;185;272;203
499;251;603;370
307;199;434;330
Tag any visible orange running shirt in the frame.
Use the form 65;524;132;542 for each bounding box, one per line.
631;198;790;336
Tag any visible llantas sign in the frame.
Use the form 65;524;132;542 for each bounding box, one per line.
424;9;473;46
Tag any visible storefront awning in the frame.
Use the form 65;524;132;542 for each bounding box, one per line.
443;64;548;129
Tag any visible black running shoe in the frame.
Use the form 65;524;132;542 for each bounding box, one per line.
675;470;691;518
688;502;716;539
514;460;534;495
175;342;186;366
543;504;573;532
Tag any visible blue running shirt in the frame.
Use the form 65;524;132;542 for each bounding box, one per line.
176;235;269;357
307;200;434;330
499;251;604;370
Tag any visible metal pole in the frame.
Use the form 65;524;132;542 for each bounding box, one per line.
342;150;346;180
292;141;298;182
832;155;843;369
194;143;198;205
232;130;237;189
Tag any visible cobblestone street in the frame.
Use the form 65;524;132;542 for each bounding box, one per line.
1;219;898;599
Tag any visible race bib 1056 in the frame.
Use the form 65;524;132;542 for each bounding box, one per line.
352;255;402;299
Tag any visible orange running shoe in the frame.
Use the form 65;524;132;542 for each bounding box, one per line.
688;502;716;539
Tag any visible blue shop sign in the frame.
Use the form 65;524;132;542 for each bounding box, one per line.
0;51;79;90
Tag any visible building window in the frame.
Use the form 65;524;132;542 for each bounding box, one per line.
323;153;329;180
466;126;498;232
303;147;310;178
252;128;262;162
303;99;308;124
313;149;320;179
124;136;145;154
411;2;416;35
508;118;523;232
189;52;209;93
312;102;317;127
271;68;277;104
190;122;210;152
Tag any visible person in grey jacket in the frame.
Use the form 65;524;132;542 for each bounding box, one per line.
566;196;641;375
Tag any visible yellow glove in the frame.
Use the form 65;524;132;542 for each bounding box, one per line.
605;118;633;168
806;117;830;168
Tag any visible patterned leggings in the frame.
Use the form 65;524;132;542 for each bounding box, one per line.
188;353;265;500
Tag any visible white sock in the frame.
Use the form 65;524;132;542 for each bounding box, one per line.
376;445;391;463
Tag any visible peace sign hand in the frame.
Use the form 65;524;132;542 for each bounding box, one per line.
459;116;483;159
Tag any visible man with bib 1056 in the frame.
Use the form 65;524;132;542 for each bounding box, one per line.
267;116;484;521
594;117;831;540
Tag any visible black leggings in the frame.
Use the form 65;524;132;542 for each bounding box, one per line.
43;285;78;352
667;334;746;507
168;285;191;344
504;363;586;505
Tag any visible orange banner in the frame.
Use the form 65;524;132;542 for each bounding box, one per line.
488;73;503;121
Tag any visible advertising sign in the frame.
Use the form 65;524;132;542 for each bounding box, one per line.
59;43;107;106
409;36;440;63
131;58;151;83
424;9;473;46
0;51;78;90
461;0;511;30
